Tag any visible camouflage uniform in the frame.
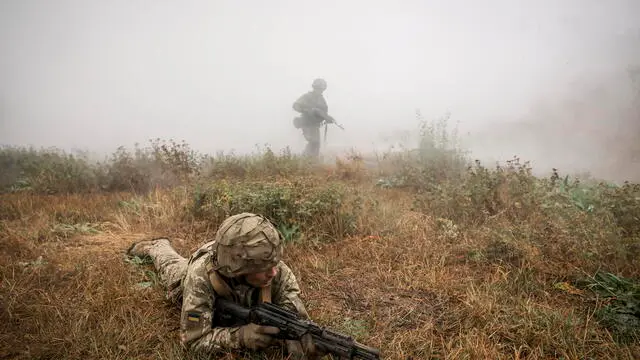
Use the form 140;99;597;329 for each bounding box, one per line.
129;213;311;355
293;79;329;158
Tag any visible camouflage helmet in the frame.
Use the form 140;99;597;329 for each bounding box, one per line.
312;78;327;90
212;213;283;278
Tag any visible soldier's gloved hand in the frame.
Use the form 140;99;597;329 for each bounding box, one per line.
286;339;305;359
239;323;280;350
286;333;327;359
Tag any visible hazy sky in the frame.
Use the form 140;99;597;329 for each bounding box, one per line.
1;0;639;179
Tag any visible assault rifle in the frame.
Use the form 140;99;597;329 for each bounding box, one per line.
214;297;380;359
313;108;345;130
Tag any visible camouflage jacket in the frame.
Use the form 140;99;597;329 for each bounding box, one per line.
179;240;309;353
293;91;328;127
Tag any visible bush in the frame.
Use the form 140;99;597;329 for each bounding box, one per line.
376;110;469;191
371;112;640;279
0;146;97;194
412;156;538;226
576;271;640;343
0;139;205;194
189;179;361;242
203;146;313;180
599;181;640;239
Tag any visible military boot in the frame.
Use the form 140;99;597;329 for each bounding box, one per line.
127;238;170;258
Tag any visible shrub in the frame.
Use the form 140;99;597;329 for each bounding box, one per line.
204;145;313;180
412;156;538;226
0;146;97;194
376;110;469;191
576;271;640;343
599;181;640;239
189;179;360;242
0;139;206;194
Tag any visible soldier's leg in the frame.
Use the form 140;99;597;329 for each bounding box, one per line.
303;142;316;157
310;126;320;157
302;127;321;157
301;127;313;156
127;238;188;288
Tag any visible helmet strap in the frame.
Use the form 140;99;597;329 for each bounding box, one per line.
259;285;272;304
206;259;235;300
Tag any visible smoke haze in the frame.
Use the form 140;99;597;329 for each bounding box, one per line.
1;0;639;181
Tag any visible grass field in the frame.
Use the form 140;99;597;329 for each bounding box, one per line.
1;120;639;359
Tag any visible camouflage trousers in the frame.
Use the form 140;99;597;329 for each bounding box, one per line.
302;126;321;157
146;240;188;304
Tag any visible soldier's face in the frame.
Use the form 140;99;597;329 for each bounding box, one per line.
245;265;278;288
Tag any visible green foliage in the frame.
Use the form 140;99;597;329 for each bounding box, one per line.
99;139;205;193
99;145;151;193
0;139;205;194
125;255;154;266
543;171;640;240
50;223;101;239
413;156;538;226
149;138;203;181
189;180;360;241
204;145;313;180
546;170;601;212
277;223;301;244
374;110;637;252
0;146;98;194
598;182;640;239
376;110;469;190
577;271;640;343
338;317;370;340
0;141;316;195
365;110;640;283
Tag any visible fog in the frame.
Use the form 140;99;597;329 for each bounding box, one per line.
1;0;639;181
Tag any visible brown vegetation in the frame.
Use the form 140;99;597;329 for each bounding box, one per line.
1;126;639;359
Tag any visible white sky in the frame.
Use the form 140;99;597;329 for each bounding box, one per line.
1;0;639;179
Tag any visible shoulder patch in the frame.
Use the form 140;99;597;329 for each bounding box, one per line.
187;311;201;322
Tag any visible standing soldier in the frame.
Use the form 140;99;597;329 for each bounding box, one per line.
292;78;335;158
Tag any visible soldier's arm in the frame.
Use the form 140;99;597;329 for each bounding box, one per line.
292;93;316;116
271;261;311;319
179;257;242;352
320;96;328;115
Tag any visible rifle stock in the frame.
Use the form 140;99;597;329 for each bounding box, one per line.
214;297;380;360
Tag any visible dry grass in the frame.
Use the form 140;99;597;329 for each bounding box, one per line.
1;141;639;359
